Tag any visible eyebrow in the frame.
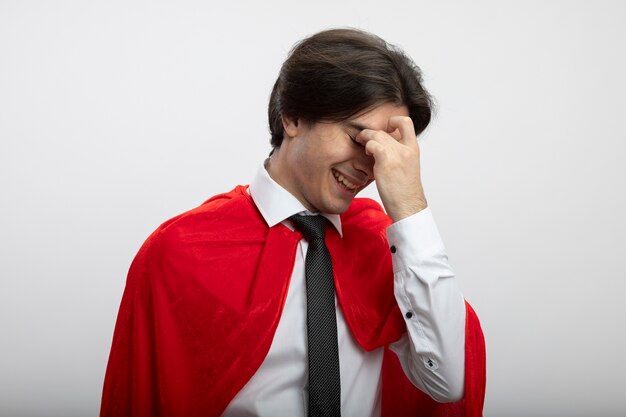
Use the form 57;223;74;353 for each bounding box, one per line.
342;121;371;132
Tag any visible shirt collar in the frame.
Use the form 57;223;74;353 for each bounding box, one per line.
249;163;343;237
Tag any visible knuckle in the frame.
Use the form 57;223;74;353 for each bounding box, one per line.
365;140;380;152
373;131;387;141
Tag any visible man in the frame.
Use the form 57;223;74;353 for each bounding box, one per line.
100;28;485;417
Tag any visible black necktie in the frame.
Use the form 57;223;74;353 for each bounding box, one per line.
290;214;341;417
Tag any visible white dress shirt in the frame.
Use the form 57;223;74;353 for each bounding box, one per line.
222;165;466;417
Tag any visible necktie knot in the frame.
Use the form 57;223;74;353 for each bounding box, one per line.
290;214;328;242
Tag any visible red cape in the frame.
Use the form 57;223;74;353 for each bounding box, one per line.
101;185;486;416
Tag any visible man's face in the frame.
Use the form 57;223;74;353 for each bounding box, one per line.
272;102;410;214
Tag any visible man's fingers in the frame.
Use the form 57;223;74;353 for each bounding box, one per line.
356;116;417;150
357;127;407;163
363;139;387;161
355;129;396;148
387;116;417;147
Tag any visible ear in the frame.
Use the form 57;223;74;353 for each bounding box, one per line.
281;114;300;139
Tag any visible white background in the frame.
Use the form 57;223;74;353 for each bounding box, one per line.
1;1;625;416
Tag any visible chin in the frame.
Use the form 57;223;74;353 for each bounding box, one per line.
324;200;353;215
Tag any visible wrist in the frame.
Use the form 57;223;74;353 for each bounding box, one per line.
388;199;428;222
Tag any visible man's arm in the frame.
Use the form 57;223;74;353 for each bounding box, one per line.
357;116;465;402
385;208;465;402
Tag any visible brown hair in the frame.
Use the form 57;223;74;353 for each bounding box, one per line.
268;28;434;148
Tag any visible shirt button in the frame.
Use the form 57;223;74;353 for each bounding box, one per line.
405;311;413;319
390;245;397;254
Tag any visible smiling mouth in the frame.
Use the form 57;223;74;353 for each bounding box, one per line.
332;169;358;191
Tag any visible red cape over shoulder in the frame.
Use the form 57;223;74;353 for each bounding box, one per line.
101;185;486;416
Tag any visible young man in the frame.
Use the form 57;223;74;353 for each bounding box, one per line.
100;28;485;417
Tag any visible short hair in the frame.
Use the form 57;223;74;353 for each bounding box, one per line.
268;28;434;148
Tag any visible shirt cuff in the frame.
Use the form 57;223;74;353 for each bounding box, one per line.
385;207;447;273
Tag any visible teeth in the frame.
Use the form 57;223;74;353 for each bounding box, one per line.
333;170;357;190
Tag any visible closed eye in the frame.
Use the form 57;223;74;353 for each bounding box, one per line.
348;134;364;147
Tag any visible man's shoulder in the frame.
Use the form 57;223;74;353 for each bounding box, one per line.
343;197;391;224
341;197;392;235
143;185;266;252
124;185;272;295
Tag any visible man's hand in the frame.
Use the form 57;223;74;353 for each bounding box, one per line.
356;116;427;222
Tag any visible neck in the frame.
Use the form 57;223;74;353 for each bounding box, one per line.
265;148;317;213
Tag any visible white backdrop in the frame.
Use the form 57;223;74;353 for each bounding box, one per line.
1;1;625;416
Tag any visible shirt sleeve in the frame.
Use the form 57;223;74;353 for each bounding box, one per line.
386;207;466;403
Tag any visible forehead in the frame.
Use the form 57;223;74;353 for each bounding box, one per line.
344;103;409;132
